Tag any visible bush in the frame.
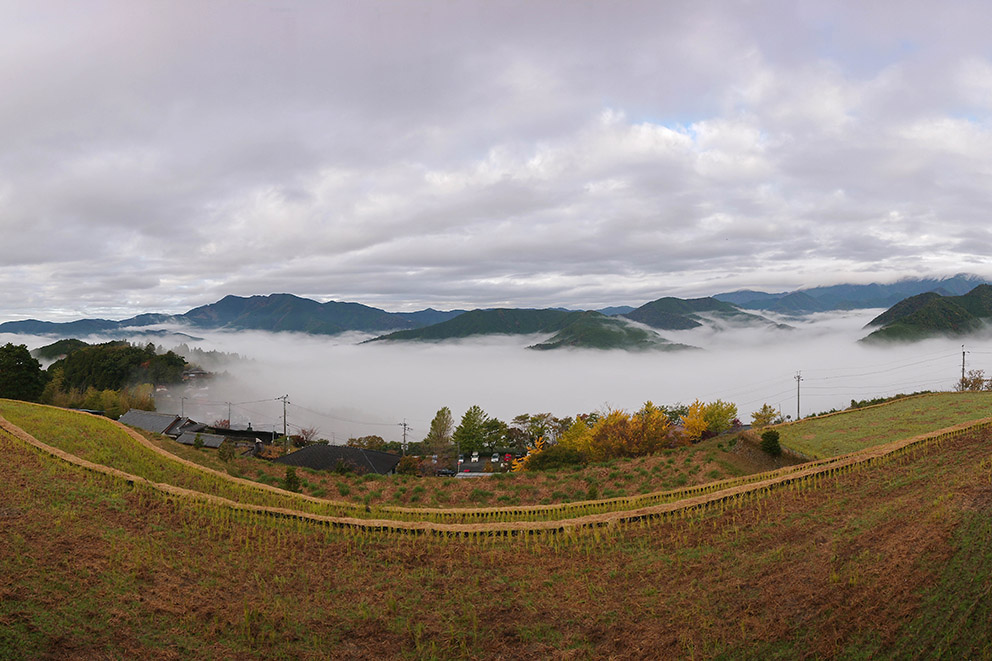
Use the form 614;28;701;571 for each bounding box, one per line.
217;440;235;462
396;455;420;475
282;466;301;492
525;444;586;471
760;430;782;457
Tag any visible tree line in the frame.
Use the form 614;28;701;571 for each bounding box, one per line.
0;341;188;418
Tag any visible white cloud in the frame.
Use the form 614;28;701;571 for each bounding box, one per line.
2;1;992;321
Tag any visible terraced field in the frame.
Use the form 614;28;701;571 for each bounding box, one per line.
1;394;990;658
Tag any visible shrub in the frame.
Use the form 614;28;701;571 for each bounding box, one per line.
396;455;420;475
760;430;782;457
525;444;586;471
217;440;235;462
282;466;301;492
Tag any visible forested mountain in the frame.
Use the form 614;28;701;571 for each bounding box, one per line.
861;285;992;342
369;308;693;351
621;296;789;331
0;294;464;337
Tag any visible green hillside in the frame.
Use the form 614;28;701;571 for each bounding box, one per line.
529;311;690;351
623;296;787;331
862;285;992;342
371;308;693;351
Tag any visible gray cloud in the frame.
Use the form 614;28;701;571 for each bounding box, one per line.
3;1;992;321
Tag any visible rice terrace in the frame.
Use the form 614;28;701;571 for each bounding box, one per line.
1;392;992;659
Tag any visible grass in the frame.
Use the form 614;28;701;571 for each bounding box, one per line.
1;409;990;657
778;391;992;459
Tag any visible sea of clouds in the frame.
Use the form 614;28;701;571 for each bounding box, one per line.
7;308;991;444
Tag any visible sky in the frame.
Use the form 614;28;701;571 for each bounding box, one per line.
3;1;992;322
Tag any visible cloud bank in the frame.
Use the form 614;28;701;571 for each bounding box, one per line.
2;1;992;320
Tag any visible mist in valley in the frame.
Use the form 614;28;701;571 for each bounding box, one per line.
7;308;984;445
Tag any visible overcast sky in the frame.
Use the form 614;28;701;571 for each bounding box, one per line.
3;1;992;321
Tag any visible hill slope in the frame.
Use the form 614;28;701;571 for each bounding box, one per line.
621;296;790;330
862;285;992;342
369;308;693;350
1;400;990;658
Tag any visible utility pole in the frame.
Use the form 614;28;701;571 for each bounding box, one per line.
795;371;803;420
227;401;232;425
181;396;187;417
278;395;289;448
397;419;411;455
962;344;967;382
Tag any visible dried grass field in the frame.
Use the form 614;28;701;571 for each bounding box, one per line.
1;395;990;659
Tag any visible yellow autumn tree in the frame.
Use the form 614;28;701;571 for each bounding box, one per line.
681;399;709;442
511;436;546;472
632;401;673;454
556;418;594;456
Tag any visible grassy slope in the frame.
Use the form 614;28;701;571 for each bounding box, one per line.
1;413;990;658
777;392;992;459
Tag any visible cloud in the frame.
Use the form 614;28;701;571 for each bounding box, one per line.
3;1;992;320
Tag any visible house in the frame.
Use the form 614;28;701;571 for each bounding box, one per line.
118;410;200;438
274;444;402;475
175;431;227;449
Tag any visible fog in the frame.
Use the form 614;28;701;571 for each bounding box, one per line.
8;308;989;444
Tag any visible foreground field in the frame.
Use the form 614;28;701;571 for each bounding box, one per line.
1;399;991;658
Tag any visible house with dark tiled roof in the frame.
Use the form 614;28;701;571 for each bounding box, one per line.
175;431;227;449
118;410;199;438
274;444;402;475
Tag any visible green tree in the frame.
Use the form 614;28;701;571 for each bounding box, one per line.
760;429;782;457
480;417;508;452
282;466;300;492
453;405;488;454
703;400;738;436
423;406;454;455
750;403;782;428
347;435;387;451
0;343;47;402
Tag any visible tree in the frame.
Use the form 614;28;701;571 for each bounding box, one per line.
703;400;738;436
760;429;782;457
632;401;674;454
347;435;387;451
423;406;454;454
0;343;46;402
298;426;320;444
750;404;782;428
480;417;508;452
956;369;989;392
452;405;488;454
282;466;300;492
681;399;710;442
396;455;420;475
